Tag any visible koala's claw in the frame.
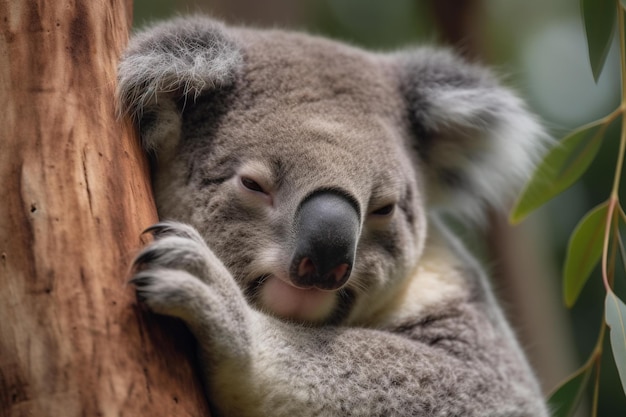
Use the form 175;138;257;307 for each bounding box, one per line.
130;222;251;346
132;231;211;280
142;221;206;244
129;272;158;303
132;247;162;270
142;222;178;237
132;222;240;292
129;272;155;287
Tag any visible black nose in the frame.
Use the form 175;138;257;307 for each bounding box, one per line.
290;191;360;290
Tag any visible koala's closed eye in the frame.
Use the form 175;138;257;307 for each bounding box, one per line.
240;176;267;194
370;203;395;216
233;162;275;205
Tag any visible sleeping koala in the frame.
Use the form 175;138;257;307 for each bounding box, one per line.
119;16;549;417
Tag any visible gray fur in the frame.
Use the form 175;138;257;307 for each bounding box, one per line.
120;16;549;416
395;48;550;220
117;16;242;151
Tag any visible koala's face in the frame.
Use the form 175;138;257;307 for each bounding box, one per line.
119;18;545;324
151;32;427;324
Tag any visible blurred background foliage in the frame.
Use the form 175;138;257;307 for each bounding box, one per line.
132;0;625;415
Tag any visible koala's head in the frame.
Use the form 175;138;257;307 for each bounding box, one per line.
118;17;546;325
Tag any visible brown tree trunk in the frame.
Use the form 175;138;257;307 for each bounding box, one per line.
0;1;210;416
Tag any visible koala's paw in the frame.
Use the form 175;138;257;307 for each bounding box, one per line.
133;221;213;280
130;222;249;329
131;268;208;320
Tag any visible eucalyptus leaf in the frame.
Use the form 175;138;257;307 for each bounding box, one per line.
547;363;594;417
563;202;609;307
510;119;608;224
581;0;617;82
606;291;626;397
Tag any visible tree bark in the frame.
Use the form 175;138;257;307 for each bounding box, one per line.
0;1;210;416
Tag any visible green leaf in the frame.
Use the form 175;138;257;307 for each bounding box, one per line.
581;0;617;82
606;291;626;397
547;364;594;417
510;119;607;224
563;202;609;307
621;1;626;13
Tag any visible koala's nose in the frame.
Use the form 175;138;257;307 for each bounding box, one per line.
290;191;360;290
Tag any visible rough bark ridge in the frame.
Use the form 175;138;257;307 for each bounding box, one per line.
0;1;210;416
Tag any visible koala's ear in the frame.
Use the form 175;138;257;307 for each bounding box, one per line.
396;48;549;221
117;16;242;154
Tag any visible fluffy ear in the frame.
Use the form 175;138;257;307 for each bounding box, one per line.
396;48;549;221
117;16;242;153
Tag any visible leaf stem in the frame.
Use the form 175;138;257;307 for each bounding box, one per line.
620;204;626;223
601;197;617;291
618;231;626;273
583;317;606;373
599;106;623;127
586;318;605;417
594;318;606;359
602;2;626;294
615;3;626;196
621;2;626;105
598;0;626;390
591;354;602;417
609;214;619;284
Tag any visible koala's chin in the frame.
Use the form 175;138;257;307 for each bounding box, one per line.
258;276;338;323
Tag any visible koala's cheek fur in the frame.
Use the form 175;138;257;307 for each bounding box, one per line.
120;15;549;416
349;214;427;324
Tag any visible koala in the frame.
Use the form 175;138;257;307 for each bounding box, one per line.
118;16;550;417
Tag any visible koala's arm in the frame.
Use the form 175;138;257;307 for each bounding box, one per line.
132;223;547;417
231;307;543;417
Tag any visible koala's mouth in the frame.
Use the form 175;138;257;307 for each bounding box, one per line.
250;275;340;323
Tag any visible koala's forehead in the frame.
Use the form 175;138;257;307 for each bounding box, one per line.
182;104;411;199
232;29;404;118
178;29;413;183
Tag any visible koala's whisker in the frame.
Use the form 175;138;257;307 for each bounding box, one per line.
345;273;371;296
243;274;270;302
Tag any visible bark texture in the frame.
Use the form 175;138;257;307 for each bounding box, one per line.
0;1;210;416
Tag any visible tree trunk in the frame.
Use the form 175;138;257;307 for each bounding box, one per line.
0;1;210;416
